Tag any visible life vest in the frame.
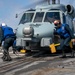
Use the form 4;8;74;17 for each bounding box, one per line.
56;24;70;38
2;26;15;40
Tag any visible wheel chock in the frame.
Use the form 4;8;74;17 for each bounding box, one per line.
49;43;56;53
20;49;26;53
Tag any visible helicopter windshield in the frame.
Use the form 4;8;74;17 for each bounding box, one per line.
34;12;44;22
44;12;60;23
19;13;34;24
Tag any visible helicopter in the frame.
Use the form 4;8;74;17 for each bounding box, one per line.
15;0;75;54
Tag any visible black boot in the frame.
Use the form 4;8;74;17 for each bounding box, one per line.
2;51;12;61
71;49;75;58
1;54;6;61
2;51;7;61
61;50;66;58
6;54;12;61
12;48;16;54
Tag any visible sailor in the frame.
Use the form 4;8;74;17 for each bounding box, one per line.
54;20;75;58
0;23;16;61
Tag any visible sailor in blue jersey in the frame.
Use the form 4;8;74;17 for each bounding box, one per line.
54;20;75;58
0;23;16;61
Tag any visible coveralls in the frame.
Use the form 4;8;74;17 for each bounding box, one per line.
54;24;75;57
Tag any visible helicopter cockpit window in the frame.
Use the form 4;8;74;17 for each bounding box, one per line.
34;12;44;22
19;13;34;24
44;12;60;23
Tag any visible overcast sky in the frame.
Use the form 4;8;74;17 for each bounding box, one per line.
0;0;75;29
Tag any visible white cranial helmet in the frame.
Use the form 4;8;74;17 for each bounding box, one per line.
1;23;7;26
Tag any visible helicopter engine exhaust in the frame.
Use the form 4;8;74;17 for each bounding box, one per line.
66;5;75;18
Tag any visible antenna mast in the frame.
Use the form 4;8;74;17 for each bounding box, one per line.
52;0;56;4
47;0;60;4
58;0;60;4
47;0;50;5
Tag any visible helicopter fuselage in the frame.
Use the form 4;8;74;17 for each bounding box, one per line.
16;4;75;51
